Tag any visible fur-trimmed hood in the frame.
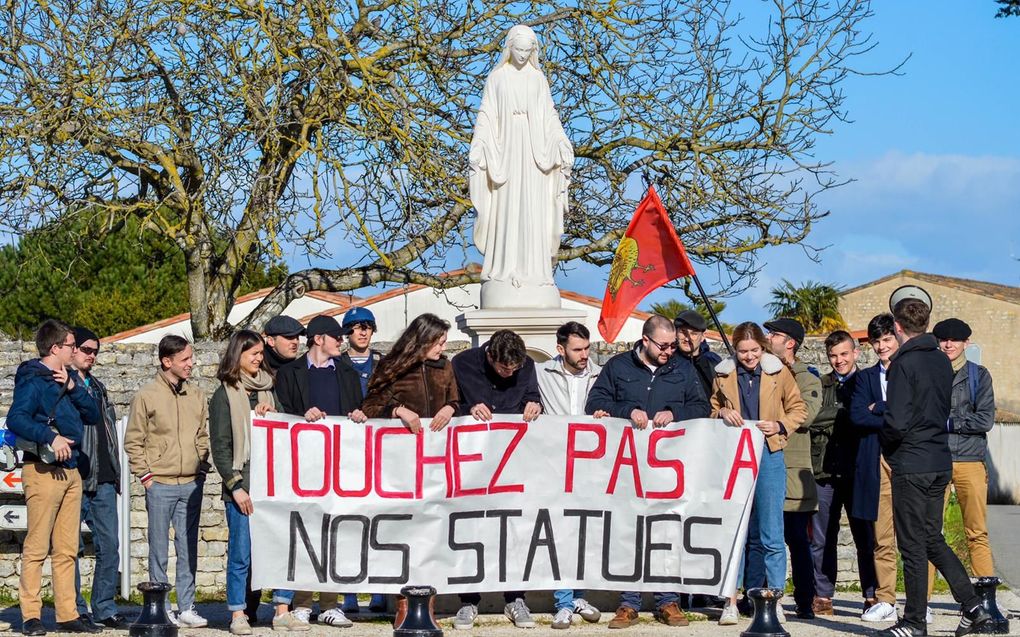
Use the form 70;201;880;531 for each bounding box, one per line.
714;352;785;376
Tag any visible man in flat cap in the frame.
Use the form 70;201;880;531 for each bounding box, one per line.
262;315;306;371
926;318;997;594
764;318;822;619
275;314;367;628
673;310;721;400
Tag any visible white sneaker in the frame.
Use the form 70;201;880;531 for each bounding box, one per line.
926;606;934;625
291;608;312;624
719;603;739;626
504;598;536;629
552;608;573;629
573;599;601;623
177;608;209;628
776;604;786;623
319;608;353;628
166;610;180;627
453;604;478;630
862;601;898;622
273;611;311;632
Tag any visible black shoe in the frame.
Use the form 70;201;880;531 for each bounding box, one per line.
98;615;128;629
956;604;991;637
875;619;927;637
795;607;816;620
56;618;104;634
21;618;47;636
736;596;753;617
78;615;106;631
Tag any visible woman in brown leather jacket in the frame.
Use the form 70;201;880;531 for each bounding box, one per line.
362;313;460;431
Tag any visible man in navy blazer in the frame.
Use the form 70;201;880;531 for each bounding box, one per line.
849;313;901;623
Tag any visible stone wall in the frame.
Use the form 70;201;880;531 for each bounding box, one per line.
0;337;873;599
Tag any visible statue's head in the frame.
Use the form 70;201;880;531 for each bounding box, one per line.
498;24;541;70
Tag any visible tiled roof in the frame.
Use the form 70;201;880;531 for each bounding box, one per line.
842;270;1020;305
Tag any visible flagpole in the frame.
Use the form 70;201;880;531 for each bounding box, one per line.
644;175;734;357
689;271;734;357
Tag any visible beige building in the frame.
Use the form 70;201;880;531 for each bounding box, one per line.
840;270;1020;412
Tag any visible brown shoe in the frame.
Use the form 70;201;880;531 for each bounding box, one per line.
655;603;689;627
608;607;639;629
393;596;408;629
812;596;834;616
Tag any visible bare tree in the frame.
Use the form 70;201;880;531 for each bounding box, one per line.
0;0;881;338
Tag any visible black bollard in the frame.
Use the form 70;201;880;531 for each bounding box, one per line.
394;586;442;637
129;582;178;637
740;588;790;637
973;576;1010;634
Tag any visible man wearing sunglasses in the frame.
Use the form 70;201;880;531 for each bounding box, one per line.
585;314;710;629
70;327;127;630
8;319;102;635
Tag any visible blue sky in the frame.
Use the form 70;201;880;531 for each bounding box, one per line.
285;2;1020;329
552;1;1020;326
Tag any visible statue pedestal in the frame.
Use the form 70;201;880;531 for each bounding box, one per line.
457;307;586;360
479;280;562;310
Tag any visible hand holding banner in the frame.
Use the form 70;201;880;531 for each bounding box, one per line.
249;414;764;596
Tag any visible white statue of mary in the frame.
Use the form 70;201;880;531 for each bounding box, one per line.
469;24;574;309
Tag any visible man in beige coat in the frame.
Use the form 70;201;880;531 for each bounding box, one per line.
124;335;210;628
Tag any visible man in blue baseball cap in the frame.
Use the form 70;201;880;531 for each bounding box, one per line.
338;306;386;615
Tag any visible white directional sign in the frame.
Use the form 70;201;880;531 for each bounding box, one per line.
0;469;23;494
0;504;26;530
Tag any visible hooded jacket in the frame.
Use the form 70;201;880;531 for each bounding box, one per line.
880;333;953;475
536;357;603;416
709;353;808;453
585;345;708;420
7;359;102;469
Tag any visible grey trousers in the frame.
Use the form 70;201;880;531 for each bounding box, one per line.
144;479;203;612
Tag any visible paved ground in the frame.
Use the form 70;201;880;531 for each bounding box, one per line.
2;591;1019;637
988;504;1020;589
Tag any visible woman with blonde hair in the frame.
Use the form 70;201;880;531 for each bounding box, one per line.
710;321;807;625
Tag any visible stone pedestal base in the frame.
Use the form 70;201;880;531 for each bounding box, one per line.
479;279;562;310
456;307;587;360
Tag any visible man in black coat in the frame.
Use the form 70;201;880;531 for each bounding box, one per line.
449;329;541;630
876;298;989;637
274;314;365;627
673;310;722;400
585;314;708;629
262;315;306;371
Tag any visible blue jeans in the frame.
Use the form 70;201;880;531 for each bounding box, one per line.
553;589;588;612
225;500;293;609
619;591;678;611
742;448;787;591
75;483;120;620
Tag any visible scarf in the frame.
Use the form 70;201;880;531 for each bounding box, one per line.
224;369;276;471
951;352;968;373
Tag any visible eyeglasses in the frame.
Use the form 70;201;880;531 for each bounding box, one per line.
56;340;75;349
646;337;677;352
78;346;99;356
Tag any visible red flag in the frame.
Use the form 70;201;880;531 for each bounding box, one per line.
598;187;696;342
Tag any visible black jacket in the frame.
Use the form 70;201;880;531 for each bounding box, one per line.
880;333;953;475
674;341;722;401
275;353;364;416
451;345;541;414
586;345;709;420
74;371;121;492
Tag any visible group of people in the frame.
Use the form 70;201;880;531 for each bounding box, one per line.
3;296;998;637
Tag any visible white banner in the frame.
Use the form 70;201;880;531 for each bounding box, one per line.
249;415;764;596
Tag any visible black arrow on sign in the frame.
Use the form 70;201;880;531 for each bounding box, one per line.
3;510;17;524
